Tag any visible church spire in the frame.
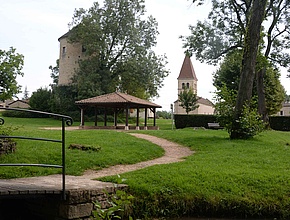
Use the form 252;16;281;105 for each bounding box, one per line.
177;55;198;81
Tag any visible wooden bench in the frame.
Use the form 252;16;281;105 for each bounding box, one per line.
207;122;223;129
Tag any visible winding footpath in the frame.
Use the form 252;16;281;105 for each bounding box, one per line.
0;133;193;190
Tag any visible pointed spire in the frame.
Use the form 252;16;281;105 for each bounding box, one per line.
177;54;198;81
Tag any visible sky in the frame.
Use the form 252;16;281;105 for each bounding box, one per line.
1;0;289;111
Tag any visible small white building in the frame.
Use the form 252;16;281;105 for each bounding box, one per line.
276;102;290;116
174;55;215;115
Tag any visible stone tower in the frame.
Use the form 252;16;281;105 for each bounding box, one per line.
177;55;198;94
58;32;85;85
174;55;200;114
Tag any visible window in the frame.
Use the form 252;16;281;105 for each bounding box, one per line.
182;83;185;89
186;83;190;89
62;46;66;55
280;111;284;116
82;46;86;53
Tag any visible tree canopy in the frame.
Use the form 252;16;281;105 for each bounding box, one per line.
183;0;289;138
178;88;199;114
183;0;290;70
213;50;285;116
68;0;169;100
0;47;24;101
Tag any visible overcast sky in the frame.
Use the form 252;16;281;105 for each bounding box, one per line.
1;0;289;111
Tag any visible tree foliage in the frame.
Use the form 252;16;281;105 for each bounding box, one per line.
68;0;169;100
49;59;59;85
184;0;289;138
0;47;24;101
213;50;285;116
178;88;199;114
29;87;52;112
214;85;265;139
184;0;290;70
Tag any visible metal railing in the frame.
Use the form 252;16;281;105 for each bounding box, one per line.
0;107;73;199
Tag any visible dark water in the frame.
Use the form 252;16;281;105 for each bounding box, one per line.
172;218;276;220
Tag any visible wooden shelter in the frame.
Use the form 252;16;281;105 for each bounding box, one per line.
75;92;162;130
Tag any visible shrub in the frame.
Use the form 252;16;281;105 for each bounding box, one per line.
68;144;101;152
0;124;18;155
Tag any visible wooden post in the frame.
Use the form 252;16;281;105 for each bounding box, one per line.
114;108;118;127
125;106;129;130
136;107;140;130
144;108;147;130
153;108;156;126
80;108;84;126
104;108;107;126
94;107;98;126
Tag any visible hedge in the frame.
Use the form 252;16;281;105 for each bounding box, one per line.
174;114;218;129
269;116;290;131
175;115;290;131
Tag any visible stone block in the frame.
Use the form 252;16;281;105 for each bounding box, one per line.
59;203;93;219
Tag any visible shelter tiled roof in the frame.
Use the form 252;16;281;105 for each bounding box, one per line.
177;55;198;80
75;92;161;108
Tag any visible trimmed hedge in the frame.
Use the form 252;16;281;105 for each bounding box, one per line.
0;110;46;118
269;116;290;131
174;114;218;129
175;115;290;131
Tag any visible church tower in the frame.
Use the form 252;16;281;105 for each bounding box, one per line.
177;55;198;94
174;55;199;114
58;31;85;85
174;54;215;115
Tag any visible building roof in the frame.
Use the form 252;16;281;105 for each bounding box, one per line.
58;31;70;41
75;92;162;108
174;97;214;107
177;55;198;80
197;97;214;107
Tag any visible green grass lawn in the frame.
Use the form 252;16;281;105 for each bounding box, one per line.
0;116;164;178
1;116;290;218
101;128;290;219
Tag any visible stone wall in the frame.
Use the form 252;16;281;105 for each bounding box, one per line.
0;185;128;220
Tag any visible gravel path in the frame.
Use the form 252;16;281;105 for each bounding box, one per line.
0;133;193;190
82;133;193;178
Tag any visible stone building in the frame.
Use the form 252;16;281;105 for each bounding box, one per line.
58;32;85;85
276;102;290;116
174;55;215;115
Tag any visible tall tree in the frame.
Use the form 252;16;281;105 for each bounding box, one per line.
183;0;290;123
231;0;267;138
68;0;169;100
22;86;29;100
213;50;285;116
0;47;24;102
178;88;199;114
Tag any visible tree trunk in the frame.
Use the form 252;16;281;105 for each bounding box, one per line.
230;0;267;139
257;67;269;126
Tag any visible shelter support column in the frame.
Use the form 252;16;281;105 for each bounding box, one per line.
104;108;107;126
144;108;148;130
94;107;98;126
80;108;85;127
136;107;140;130
153;108;156;126
114;108;117;127
125;106;129;130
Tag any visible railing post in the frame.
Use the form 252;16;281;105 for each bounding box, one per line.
62;118;66;200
